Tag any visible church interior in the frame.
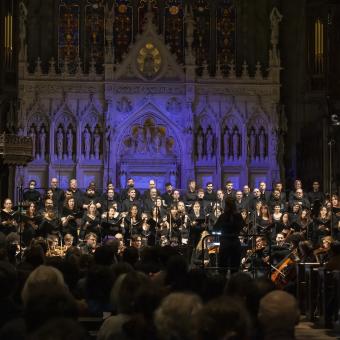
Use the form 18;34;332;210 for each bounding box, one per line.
0;1;340;339
0;0;339;195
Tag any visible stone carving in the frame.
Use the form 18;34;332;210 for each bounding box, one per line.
166;97;182;114
83;127;91;160
223;128;230;160
270;7;283;48
56;127;64;160
19;1;28;47
249;129;257;160
206;129;214;158
94;128;101;160
232;129;239;160
39;127;46;160
196;130;204;159
259;129;266;159
117;97;132;113
29;127;36;159
66;128;73;160
105;4;115;38
153;130;163;153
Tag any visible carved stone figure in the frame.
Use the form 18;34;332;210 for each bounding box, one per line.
145;127;152;152
249;129;257;160
94;128;101;159
39;127;46;160
206;129;214;158
29;127;36;159
270;7;283;48
117;97;132;113
83;127;91;160
135;128;145;153
19;1;28;46
196;130;204;159
105;4;115;38
166;97;182;114
259;129;266;159
153;130;162;153
224;128;230;159
232;130;239;160
56;127;63;160
66;128;73;159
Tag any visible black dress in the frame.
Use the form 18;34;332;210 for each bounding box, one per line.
214;212;243;273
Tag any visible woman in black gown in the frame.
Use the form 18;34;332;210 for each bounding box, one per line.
213;197;243;273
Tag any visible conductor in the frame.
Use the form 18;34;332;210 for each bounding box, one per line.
213;197;243;273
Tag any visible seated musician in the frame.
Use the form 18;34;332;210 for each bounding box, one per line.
79;232;97;255
46;235;61;257
271;233;291;265
101;205;124;238
191;230;212;268
22;202;42;246
81;203;102;242
63;233;74;249
61;197;82;240
0;198;18;235
314;235;334;264
242;236;269;275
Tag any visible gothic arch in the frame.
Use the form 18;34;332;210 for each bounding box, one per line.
114;104;184;159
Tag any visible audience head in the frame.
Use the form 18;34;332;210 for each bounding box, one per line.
154;292;202;340
258;290;300;337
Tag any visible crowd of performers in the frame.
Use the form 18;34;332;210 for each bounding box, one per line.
1;177;340;281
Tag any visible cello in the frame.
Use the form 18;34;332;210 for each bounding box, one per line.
271;248;299;289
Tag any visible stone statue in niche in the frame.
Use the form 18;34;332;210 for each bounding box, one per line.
145;127;152;152
29;127;36;159
249;129;257;160
232;130;239;160
206;129;214;158
94;128;101;160
259;129;266;159
105;4;114;38
83;127;91;160
196;130;204;159
166;97;182;114
143;52;156;79
223;128;230;160
117;97;132;113
56;127;64;160
66;128;73;160
153;130;162;153
39;127;46;161
134;127;145;153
